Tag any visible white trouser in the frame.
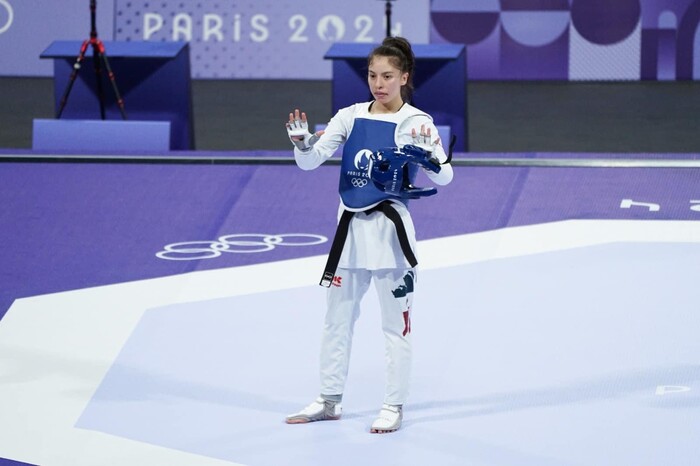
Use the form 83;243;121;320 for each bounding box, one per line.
320;267;415;406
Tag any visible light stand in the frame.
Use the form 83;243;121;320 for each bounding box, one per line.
380;0;397;38
57;0;127;120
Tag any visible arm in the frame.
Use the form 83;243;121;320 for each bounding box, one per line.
286;108;347;171
420;130;453;186
400;117;454;186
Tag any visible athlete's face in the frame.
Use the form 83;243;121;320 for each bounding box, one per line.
368;56;408;109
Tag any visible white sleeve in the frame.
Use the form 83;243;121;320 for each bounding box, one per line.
398;115;454;186
425;145;454;186
294;107;352;171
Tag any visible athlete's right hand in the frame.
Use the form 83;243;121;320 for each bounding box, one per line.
286;109;324;151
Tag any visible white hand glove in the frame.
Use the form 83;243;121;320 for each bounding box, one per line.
411;124;441;154
286;110;320;152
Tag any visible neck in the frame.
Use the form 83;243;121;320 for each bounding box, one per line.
371;98;405;114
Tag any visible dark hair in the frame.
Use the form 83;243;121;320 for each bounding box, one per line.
368;36;415;102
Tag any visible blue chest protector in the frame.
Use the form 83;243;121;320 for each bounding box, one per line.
339;118;418;210
321;117;421;287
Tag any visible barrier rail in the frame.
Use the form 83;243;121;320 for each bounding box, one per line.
2;153;700;168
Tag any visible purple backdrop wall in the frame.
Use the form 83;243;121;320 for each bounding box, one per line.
430;0;700;80
1;0;699;80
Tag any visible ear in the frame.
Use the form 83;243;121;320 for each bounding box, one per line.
401;72;409;86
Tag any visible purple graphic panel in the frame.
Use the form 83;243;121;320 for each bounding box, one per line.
430;0;700;81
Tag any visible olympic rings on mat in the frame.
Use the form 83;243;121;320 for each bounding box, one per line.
156;233;328;261
0;1;14;35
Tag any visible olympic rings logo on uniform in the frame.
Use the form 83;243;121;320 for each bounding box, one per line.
351;177;368;188
156;233;328;261
0;0;14;35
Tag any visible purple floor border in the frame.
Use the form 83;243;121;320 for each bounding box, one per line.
1;149;700;320
0;457;37;466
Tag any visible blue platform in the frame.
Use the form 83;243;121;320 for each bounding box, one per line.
40;41;193;150
32;119;171;152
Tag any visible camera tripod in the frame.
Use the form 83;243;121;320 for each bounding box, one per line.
57;0;127;120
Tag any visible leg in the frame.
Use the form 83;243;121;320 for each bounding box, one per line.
98;44;128;120
286;268;371;425
57;40;90;118
369;268;415;433
90;40;106;120
319;267;371;397
373;268;415;406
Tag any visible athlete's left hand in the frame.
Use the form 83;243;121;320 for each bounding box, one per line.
411;124;441;154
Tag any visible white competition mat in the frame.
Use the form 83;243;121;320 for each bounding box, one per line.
1;220;699;466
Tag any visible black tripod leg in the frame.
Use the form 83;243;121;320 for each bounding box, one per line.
99;49;128;120
91;41;106;120
57;40;90;119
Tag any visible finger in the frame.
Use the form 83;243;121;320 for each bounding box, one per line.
301;112;308;123
411;128;417;137
315;130;325;137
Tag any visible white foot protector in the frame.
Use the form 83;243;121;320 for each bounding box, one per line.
285;397;342;424
370;404;403;433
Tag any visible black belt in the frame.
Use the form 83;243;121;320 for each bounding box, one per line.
319;201;418;287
